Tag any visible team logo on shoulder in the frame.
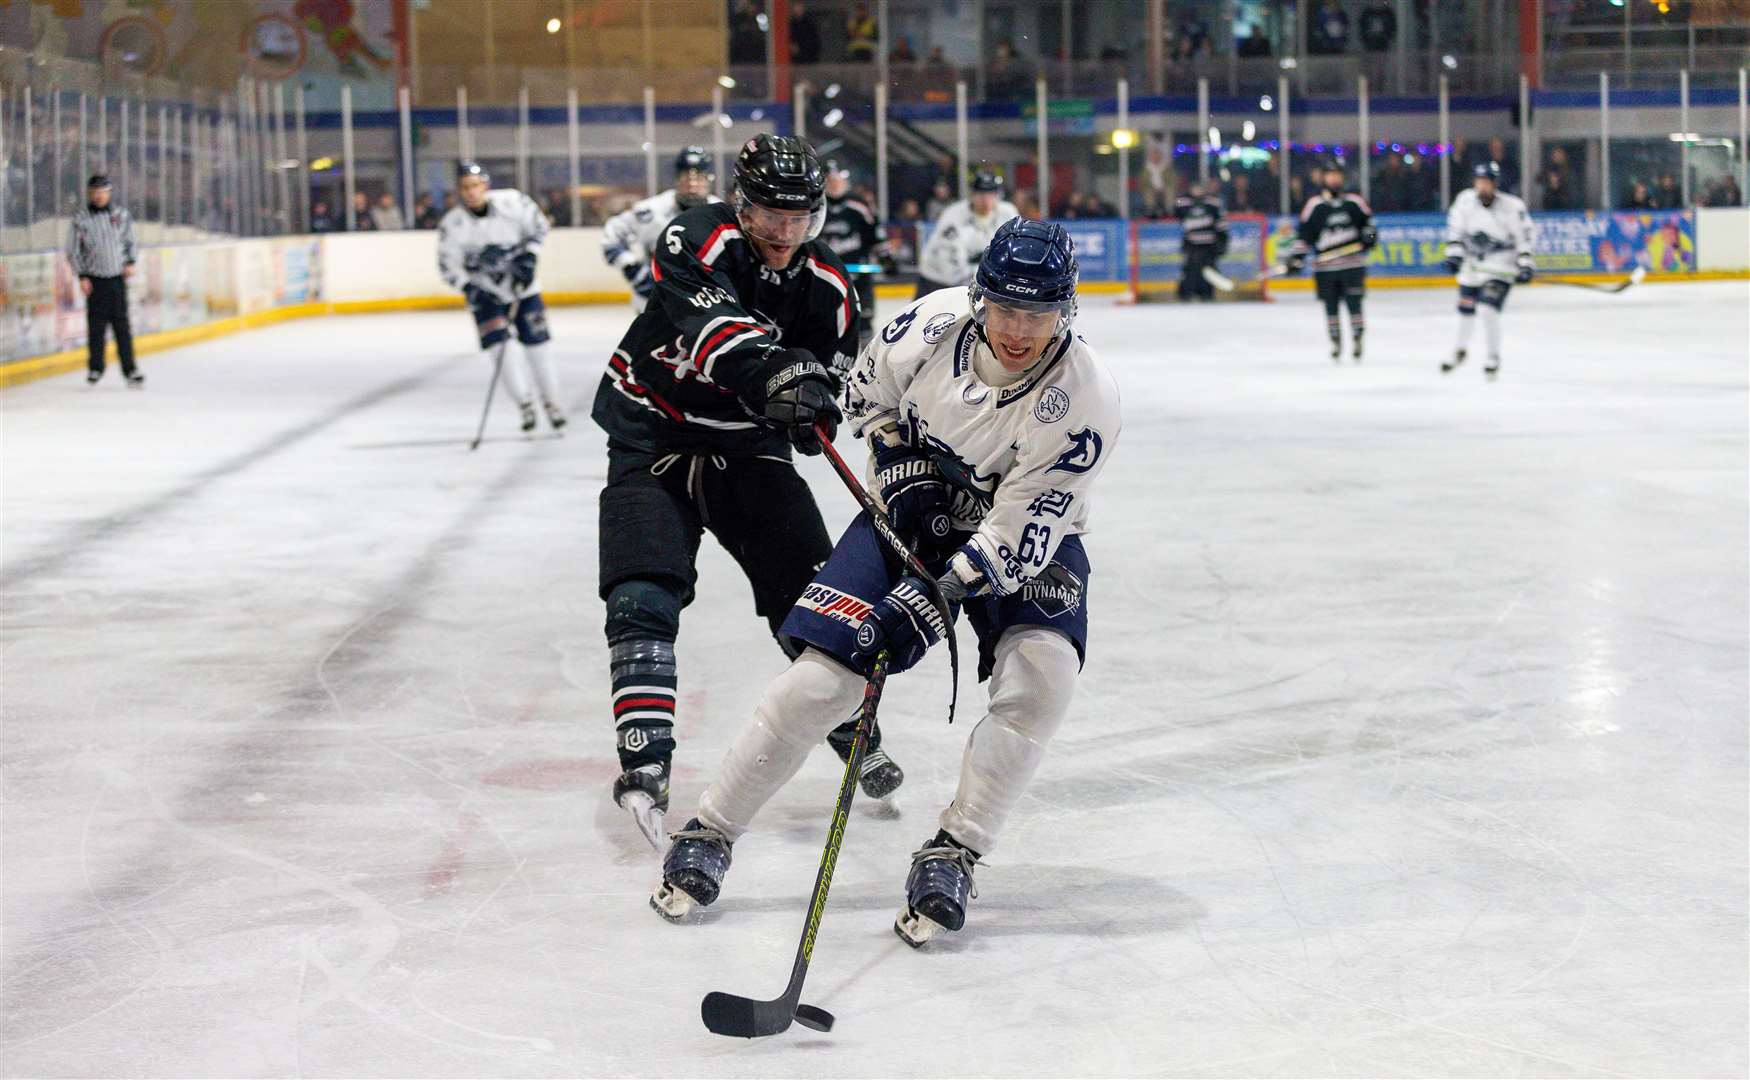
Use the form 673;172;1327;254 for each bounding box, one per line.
1049;427;1104;474
1021;565;1084;619
1034;386;1071;424
881;309;917;344
921;312;958;344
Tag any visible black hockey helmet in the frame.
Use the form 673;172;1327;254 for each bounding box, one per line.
456;159;490;184
971;169;1004;193
1473;160;1501;182
87;173;112;190
733;134;825;212
674;146;713;176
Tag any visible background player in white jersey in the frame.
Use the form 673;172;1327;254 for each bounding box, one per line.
1442;161;1535;380
437;161;564;432
912;170;1020;299
599;147;716;313
652;219;1121;949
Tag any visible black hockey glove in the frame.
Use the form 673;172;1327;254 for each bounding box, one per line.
463;283;490;309
1284;252;1305;275
878;252;900;276
1360;223;1378;249
753;349;841;455
1514;254;1535;284
478;243;511;275
1442;243;1464;275
510;251;537;289
850;575;950;674
873;439;953;552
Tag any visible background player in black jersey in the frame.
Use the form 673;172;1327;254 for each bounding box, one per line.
819;159;894;353
1174;182;1229;302
1286;161;1377;361
589;134;905;848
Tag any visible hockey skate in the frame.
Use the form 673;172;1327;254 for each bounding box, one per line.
894;830;979;948
613;762;669;851
1351;332;1364;362
1442;348;1466;374
519;402;538;433
1328;337;1342;363
86;371;101;385
826;725;905;802
126;372;145;388
1484;356;1501;380
651;818;733;921
544;402;568;431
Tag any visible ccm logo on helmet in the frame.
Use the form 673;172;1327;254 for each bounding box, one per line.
1004;284;1040;295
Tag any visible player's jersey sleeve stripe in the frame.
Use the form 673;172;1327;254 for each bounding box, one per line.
806;257;853;337
1299;196;1322;221
697;224;742;268
690;316;766;377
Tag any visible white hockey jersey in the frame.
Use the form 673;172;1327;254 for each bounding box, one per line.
916;198;1021;287
1445;188;1534;287
437;188;550;299
846;287;1122;598
600;189;721;311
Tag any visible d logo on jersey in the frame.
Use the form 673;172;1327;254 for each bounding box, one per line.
1048;427;1104;475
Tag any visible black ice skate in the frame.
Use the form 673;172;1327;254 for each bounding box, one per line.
86;371;102;386
519;402;538;432
1484;356;1501;380
613;761;669;851
894;830;980;948
651;818;733;921
1351;331;1364;362
826;725;905;801
544;402;568;431
126;372;145;388
1329;337;1342;363
1442;348;1466;374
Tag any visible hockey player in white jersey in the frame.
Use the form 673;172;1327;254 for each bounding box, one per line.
652;219;1122;948
912;170;1020;299
599;147;716;313
1441;161;1535;380
437;160;565;431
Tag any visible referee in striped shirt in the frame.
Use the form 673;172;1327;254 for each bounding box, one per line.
66;174;144;387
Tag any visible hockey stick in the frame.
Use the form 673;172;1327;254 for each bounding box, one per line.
468;290;521;452
1539;266;1646;294
700;652;889;1039
812;420;959;723
1201;265;1236;292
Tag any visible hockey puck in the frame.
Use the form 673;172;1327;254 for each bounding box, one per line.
793;1004;834;1032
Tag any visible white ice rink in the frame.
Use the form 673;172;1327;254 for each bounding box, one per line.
3;282;1746;1077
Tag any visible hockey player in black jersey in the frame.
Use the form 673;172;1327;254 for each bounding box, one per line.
1286;161;1377;361
1174;183;1229;302
819;160;894;352
589;134;905;849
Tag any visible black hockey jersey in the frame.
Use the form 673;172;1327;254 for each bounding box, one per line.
591;202;858;456
1174;194;1229;251
1294;191;1374;273
820;193;885;266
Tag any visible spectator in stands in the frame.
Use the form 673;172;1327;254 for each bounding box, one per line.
729;0;765;65
846;3;877;63
1487;137;1517;191
414;193;441;229
1310;0;1350;54
922;45;957;95
350;190;378;230
1226;171;1263;213
1236;23;1272;57
987;39;1032;99
1175;9;1210;58
1702;173;1743;207
791;0;822;64
1373;153;1411;211
374;191;405;231
1627;180;1655;209
1655;172;1682;209
1538;147;1579;210
311;199;337;233
926;178;954;219
1258;156;1282;211
1359;1;1396;52
889;35;916;63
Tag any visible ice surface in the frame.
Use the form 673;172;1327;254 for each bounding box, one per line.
3;283;1746;1077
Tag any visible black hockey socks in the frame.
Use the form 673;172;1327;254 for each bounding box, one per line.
610;638;677;771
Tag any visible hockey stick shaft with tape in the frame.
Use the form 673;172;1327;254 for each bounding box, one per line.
469;290;521;452
700;653;889;1038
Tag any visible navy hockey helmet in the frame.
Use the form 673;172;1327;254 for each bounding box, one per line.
456;159;490;183
1473;160;1501;182
86;173;112;190
970;218;1079;339
971;169;1004;193
732;134;826;243
674;146;713;176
